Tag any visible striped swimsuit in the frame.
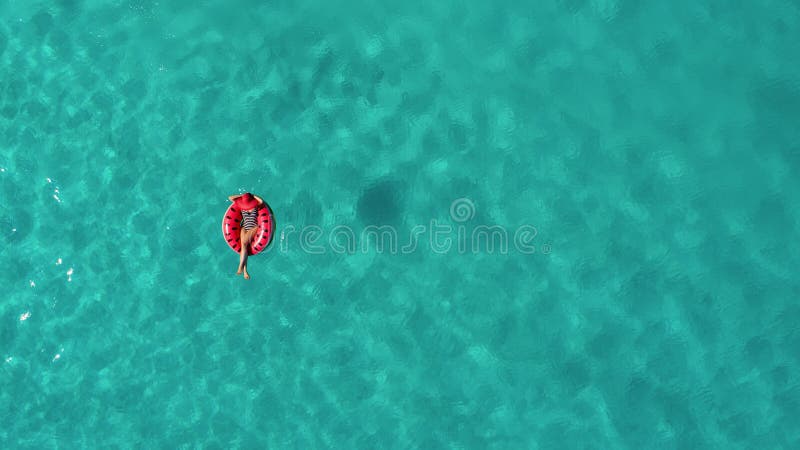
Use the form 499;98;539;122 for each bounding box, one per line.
241;208;258;230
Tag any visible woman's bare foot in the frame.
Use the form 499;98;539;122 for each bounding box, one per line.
236;267;242;275
243;269;250;280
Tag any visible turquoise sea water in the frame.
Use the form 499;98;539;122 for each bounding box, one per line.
2;0;799;448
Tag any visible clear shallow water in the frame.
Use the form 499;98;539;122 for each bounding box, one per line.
1;0;799;448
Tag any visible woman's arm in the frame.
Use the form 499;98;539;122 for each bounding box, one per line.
254;195;264;205
228;194;243;202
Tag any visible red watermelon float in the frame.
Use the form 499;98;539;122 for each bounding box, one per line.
221;196;275;255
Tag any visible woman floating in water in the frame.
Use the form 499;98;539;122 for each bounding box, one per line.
226;192;266;280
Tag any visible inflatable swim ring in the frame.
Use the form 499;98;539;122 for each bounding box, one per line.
221;201;275;255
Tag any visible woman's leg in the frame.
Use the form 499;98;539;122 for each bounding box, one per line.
238;228;250;274
238;227;258;279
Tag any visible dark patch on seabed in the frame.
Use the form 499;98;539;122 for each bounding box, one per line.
0;30;7;56
357;178;405;225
